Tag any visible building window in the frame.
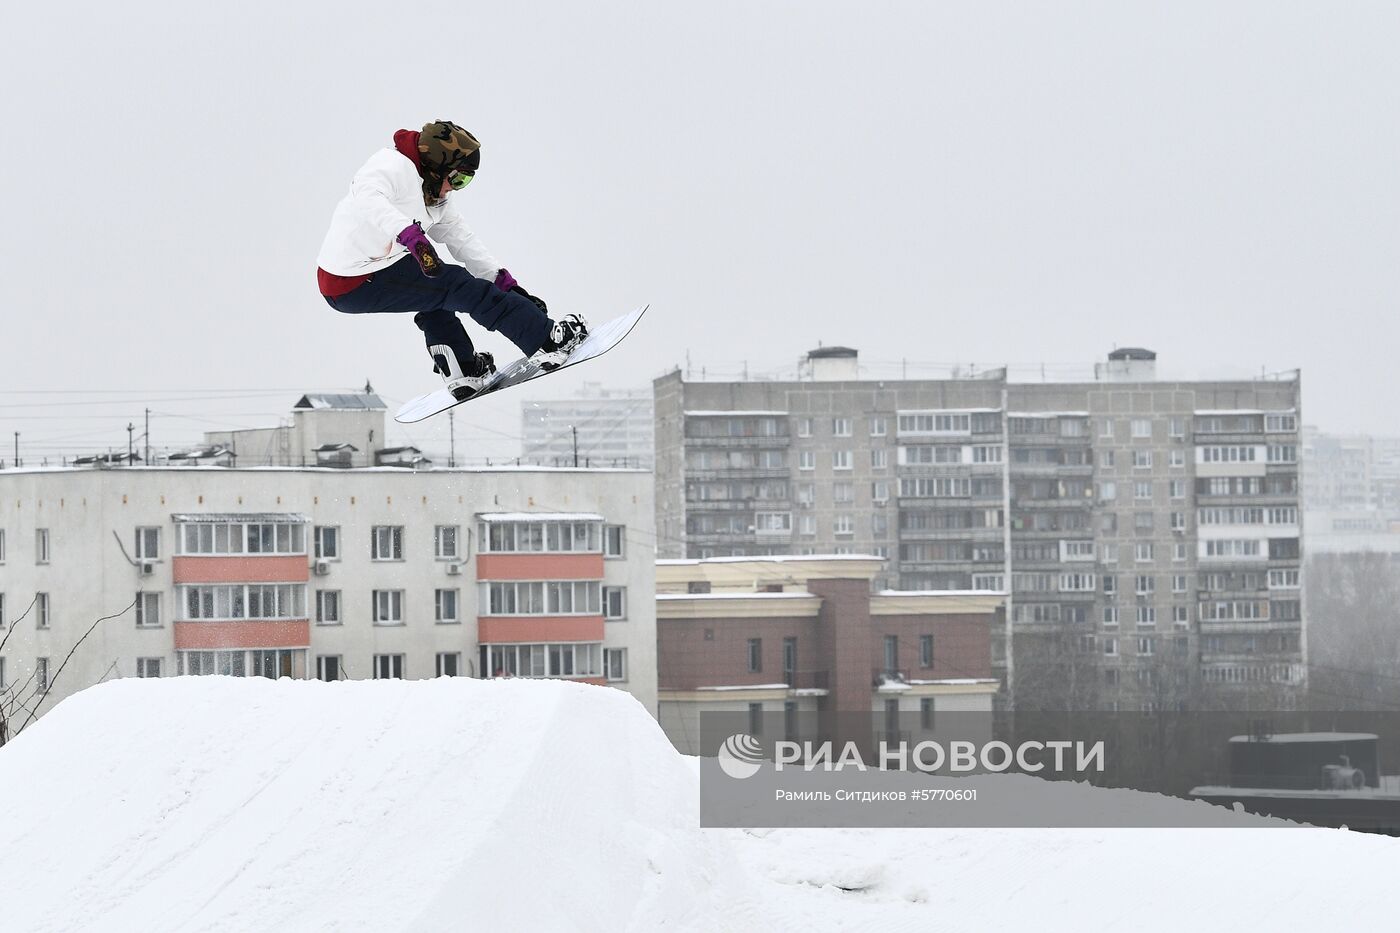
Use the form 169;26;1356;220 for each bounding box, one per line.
1098;481;1117;502
1135;543;1154;562
799;450;815;471
35;657;51;692
316;655;341;681
604;525;626;558
1135;574;1155;595
1265;413;1297;433
1134;481;1153;501
749;702;763;736
0;592;5;628
872;481;890;503
314;525;339;560
747;638;762;673
0;528;5;562
1138;636;1156;656
135;527;161;561
604;648;627;682
435;589;459;624
603;586;627;620
1173;605;1189;625
798;515;816;536
1137;607;1157;627
1169;479;1186;499
434;525;459;560
136;658;162;678
1169;450;1185;468
372;590;404;625
832;450;852;471
1169;417;1185;439
178;521;307;555
870;416;888;436
832;482;854;504
1135;513;1154;533
436;652;463;677
1100;418;1115;439
797;417;812;438
1131;419;1152;439
1132;450;1153;469
1103;638;1117;657
920;634;934;668
833;515;854;536
1174;543;1188;562
316;590;341;625
371;526;403;561
36;592;50;629
920;697;935;730
833;417;852;436
1103;606;1119;626
1103;574;1117;595
135;592;161;628
36;528;50;564
1172;574;1188;593
871;448;889;470
373;654;405;679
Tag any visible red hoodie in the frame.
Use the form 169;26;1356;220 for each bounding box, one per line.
317;131;423;298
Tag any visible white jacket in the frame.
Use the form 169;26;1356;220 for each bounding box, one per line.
316;147;501;279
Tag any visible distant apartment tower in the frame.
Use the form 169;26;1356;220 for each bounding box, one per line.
521;383;654;469
654;347;1305;711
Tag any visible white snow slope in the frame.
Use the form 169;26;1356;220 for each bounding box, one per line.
0;677;1395;932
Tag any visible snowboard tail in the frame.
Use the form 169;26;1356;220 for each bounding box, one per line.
394;305;649;423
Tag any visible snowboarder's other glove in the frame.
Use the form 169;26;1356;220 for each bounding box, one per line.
494;267;547;313
398;223;443;277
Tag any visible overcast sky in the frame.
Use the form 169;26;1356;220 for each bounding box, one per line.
2;1;1396;463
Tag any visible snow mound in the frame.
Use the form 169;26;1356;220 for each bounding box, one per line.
0;678;759;933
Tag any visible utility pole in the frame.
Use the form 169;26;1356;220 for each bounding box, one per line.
571;425;579;467
449;410;456;468
127;423;134;463
13;432;17;467
145;408;150;464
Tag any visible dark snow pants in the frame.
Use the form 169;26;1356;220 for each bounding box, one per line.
324;257;551;368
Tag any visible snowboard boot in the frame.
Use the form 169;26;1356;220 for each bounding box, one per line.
530;313;589;371
430;344;497;401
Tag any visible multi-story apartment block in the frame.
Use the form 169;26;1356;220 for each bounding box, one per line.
521;383;654;469
654;555;1000;754
654;347;1304;711
0;463;657;726
1302;427;1400;552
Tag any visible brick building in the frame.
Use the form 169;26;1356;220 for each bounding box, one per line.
654;555;1000;754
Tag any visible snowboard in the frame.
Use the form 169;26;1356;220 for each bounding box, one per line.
394;305;648;423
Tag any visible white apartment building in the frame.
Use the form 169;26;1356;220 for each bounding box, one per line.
0;465;657;727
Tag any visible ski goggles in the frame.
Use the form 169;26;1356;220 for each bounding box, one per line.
447;169;474;191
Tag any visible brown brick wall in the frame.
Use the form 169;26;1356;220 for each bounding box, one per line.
869;612;994;681
657;615;817;690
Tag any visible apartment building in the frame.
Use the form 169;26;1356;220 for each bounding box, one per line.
654;347;1305;710
0;464;657;724
521;384;654;469
654;555;1000;754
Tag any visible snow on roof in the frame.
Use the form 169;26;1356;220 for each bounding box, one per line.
1228;732;1377;744
906;678;1001;686
314;443;358;452
171;512;310;523
476;512;604;522
293;392;386;411
696;684;791;691
1195;408;1297;416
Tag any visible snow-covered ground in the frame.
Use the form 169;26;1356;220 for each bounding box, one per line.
0;678;1393;932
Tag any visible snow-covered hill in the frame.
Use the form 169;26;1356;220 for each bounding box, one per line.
0;678;1394;932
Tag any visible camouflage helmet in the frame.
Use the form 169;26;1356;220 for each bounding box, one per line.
419;120;481;179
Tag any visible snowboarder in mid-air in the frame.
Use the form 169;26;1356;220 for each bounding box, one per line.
316;120;588;399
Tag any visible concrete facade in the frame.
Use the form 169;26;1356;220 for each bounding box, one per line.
521;384;654;469
0;465;657;727
653;349;1305;711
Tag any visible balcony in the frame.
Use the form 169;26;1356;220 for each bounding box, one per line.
786;669;830;691
684;435;790;448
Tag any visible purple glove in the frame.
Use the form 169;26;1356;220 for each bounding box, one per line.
494;268;519;292
397;223;443;277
